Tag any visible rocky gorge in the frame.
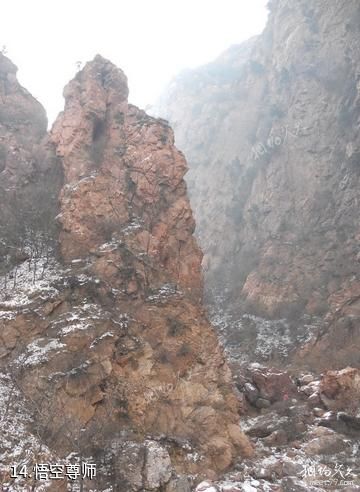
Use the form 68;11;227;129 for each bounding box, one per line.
0;54;252;491
154;0;360;371
0;0;360;491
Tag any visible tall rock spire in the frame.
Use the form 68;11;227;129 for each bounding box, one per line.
0;55;252;489
51;55;203;296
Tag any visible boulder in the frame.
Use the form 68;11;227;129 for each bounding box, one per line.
299;374;315;385
263;429;288;446
243;382;259;404
114;441;146;491
165;476;191;492
248;365;298;403
313;407;325;417
319;367;360;412
255;398;271;409
303;434;347;455
144;441;172;490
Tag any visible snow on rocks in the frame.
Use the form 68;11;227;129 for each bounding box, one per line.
143;440;172;490
0;309;17;321
89;331;115;348
16;338;66;367
208;294;323;366
216;363;360;492
0;373;57;491
220;484;242;492
146;283;180;303
195;481;219;492
0;258;63;309
121;218;142;235
49;302;120;338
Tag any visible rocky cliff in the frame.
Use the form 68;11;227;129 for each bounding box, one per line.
0;55;253;491
0;53;62;277
153;0;360;370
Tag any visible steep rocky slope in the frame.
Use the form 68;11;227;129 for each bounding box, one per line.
153;0;360;369
0;55;253;491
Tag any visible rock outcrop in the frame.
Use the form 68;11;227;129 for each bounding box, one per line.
0;53;62;277
51;56;203;297
0;53;47;169
0;55;252;490
153;0;360;369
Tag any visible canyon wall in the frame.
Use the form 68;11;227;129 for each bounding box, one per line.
154;0;360;369
0;53;62;275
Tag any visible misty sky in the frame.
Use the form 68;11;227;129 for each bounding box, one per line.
1;0;268;125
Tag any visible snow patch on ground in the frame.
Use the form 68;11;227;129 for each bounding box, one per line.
208;294;322;364
0;258;63;309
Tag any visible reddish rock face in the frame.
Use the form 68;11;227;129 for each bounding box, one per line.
319;367;360;412
247;365;298;403
296;281;360;369
51;55;202;296
0;55;252;486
